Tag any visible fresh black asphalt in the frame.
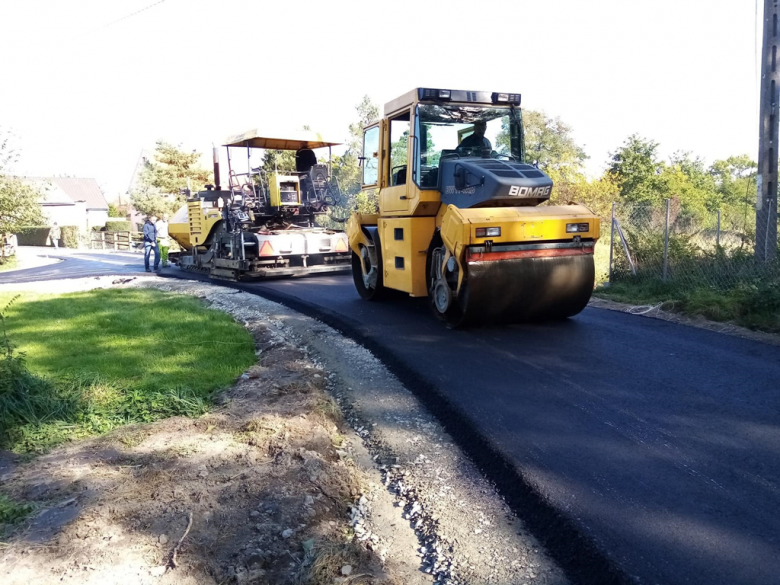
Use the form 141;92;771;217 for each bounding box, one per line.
4;253;780;585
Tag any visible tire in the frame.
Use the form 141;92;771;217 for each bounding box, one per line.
351;246;386;301
426;235;468;328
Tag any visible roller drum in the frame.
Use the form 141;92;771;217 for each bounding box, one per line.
455;254;595;327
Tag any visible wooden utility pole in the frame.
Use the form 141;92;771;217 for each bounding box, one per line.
757;0;780;261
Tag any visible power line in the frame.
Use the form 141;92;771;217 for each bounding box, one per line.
88;0;168;33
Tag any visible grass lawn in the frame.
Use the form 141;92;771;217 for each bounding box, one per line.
0;288;256;453
0;256;18;272
595;279;780;333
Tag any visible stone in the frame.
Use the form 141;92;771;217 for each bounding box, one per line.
304;495;315;506
246;552;263;568
159;534;169;545
341;564;353;576
250;510;260;518
281;529;294;538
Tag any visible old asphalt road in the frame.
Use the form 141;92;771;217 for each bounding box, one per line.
4;254;780;585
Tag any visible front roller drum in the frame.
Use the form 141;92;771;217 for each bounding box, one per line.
430;249;595;327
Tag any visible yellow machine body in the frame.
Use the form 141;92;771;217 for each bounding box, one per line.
347;87;601;326
268;172;301;207
169;198;223;251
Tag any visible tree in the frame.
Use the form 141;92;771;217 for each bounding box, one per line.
319;96;381;227
522;110;588;178
347;96;380;158
548;170;619;220
709;155;756;206
107;203;124;218
708;155;757;233
130;141;212;218
0;178;44;248
656;151;720;217
607;134;665;203
128;184;175;218
260;149;296;174
0;129;44;255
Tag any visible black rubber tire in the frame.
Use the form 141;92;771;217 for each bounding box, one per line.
351;249;386;301
426;236;468;328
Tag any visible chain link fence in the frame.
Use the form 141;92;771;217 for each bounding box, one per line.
608;199;779;289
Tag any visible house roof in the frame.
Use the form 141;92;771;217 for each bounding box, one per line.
25;177;109;209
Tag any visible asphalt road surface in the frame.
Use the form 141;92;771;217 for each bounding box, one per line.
3;252;780;585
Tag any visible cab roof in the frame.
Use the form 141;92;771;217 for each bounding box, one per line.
384;88;521;116
224;129;342;150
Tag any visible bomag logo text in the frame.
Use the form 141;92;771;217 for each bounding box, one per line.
508;185;552;197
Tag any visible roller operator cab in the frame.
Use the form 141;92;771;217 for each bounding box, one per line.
346;88;600;327
169;129;351;281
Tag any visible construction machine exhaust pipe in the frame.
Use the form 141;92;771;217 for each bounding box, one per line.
213;145;221;191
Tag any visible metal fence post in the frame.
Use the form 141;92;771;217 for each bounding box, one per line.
608;202;616;284
716;210;721;248
662;198;670;282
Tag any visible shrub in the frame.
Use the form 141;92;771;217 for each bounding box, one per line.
105;220;132;232
61;225;79;248
16;226;80;248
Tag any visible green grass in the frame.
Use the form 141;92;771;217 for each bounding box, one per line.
595;279;780;333
0;288;256;453
0;256;18;272
0;494;34;525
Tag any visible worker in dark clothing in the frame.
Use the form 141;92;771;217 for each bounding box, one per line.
458;120;492;151
143;216;160;272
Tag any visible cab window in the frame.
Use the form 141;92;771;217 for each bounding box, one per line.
362;126;379;187
388;112;410;186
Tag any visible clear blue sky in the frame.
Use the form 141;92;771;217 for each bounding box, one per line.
0;0;760;199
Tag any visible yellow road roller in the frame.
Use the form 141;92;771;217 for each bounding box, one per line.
346;88;600;327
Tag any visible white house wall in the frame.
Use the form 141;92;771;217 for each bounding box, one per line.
42;202;87;229
87;209;108;229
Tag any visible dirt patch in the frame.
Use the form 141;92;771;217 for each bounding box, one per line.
143;278;569;585
0;278;416;585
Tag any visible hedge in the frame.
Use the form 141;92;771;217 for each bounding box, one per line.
106;220;132;232
16;226;80;248
92;221;133;232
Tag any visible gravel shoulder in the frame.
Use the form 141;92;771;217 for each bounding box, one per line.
0;276;567;585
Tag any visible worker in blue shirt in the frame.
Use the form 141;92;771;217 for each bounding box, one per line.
142;216;160;272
